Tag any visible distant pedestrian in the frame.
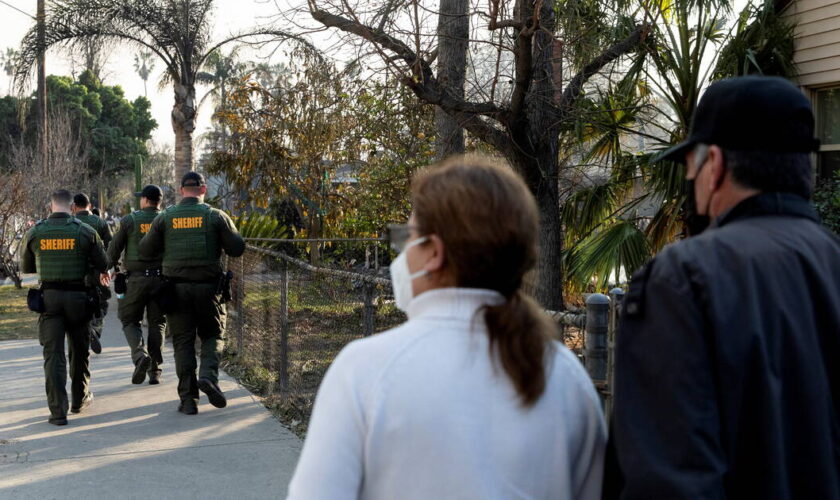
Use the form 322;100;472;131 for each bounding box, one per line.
20;189;109;425
288;156;606;500
605;76;840;499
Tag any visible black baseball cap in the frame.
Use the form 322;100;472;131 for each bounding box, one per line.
134;184;163;201
659;76;820;163
181;171;206;187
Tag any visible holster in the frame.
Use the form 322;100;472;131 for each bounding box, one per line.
27;288;46;313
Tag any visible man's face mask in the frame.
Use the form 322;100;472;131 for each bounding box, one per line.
685;144;711;236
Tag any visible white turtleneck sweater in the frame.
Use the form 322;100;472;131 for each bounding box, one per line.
287;288;606;500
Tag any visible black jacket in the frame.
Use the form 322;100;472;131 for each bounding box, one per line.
606;193;840;500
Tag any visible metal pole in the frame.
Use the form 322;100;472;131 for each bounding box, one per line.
237;254;245;354
606;287;625;419
278;259;289;392
585;293;610;401
36;0;47;175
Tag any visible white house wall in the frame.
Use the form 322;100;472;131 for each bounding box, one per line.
785;0;840;87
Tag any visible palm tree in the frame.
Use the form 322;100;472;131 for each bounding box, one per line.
561;0;796;292
1;48;18;94
196;49;247;151
15;0;308;180
133;49;155;97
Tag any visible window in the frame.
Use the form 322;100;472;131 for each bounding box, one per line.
816;87;840;179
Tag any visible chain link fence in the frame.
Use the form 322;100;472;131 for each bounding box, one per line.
222;238;615;436
223;239;402;435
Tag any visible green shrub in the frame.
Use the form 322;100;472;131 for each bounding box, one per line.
814;173;840;234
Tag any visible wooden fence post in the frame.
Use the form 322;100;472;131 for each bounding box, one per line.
606;287;625;419
585;293;610;401
278;259;290;393
362;282;376;337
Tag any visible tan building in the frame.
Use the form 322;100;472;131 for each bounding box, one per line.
783;0;840;178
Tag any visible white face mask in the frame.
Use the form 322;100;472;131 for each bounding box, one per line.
390;236;429;312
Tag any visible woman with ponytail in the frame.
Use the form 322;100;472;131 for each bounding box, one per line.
288;156;606;500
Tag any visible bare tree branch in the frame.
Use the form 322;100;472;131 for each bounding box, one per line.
559;25;648;112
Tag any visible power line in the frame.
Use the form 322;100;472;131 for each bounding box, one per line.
0;0;34;20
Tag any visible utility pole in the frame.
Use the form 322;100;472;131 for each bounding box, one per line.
37;0;48;174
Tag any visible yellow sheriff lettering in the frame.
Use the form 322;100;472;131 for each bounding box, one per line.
40;238;75;250
140;223;152;234
171;217;204;229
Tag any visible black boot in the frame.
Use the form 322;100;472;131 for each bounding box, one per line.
198;378;227;408
132;355;151;385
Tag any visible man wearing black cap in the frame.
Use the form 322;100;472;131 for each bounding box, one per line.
605;76;840;499
106;185;167;385
139;172;245;415
72;193;113;354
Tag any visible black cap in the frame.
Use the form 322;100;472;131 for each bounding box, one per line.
181;171;206;187
660;76;820;163
134;184;163;201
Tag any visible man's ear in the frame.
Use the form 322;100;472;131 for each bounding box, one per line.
706;145;727;192
423;234;446;273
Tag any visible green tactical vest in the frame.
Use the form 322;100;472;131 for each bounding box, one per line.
33;218;87;282
125;209;161;265
76;213;104;235
162;203;221;268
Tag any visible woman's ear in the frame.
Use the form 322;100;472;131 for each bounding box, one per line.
424;234;446;273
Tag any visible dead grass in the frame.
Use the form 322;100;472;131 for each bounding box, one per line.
0;285;39;341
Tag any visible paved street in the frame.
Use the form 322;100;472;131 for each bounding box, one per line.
0;299;302;499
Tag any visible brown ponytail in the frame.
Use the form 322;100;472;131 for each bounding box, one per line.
411;155;557;407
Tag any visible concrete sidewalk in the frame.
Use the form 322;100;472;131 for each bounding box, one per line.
0;299;302;499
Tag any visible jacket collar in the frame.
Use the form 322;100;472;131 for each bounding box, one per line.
142;206;160;213
716;192;819;229
179;197;200;206
76;210;91;216
48;212;71;219
407;288;505;321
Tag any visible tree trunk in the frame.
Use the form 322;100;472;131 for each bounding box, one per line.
434;0;469;161
172;82;197;182
509;149;564;311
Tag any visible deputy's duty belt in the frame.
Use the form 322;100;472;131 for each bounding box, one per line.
128;268;162;278
41;282;88;292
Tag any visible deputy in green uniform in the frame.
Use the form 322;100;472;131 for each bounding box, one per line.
21;189;109;425
139;172;244;415
106;185;167;385
72;193;113;353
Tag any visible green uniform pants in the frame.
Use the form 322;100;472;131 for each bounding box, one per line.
118;275;167;375
89;284;111;337
39;289;91;418
167;282;226;403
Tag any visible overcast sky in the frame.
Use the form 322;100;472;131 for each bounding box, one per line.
1;0;298;148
